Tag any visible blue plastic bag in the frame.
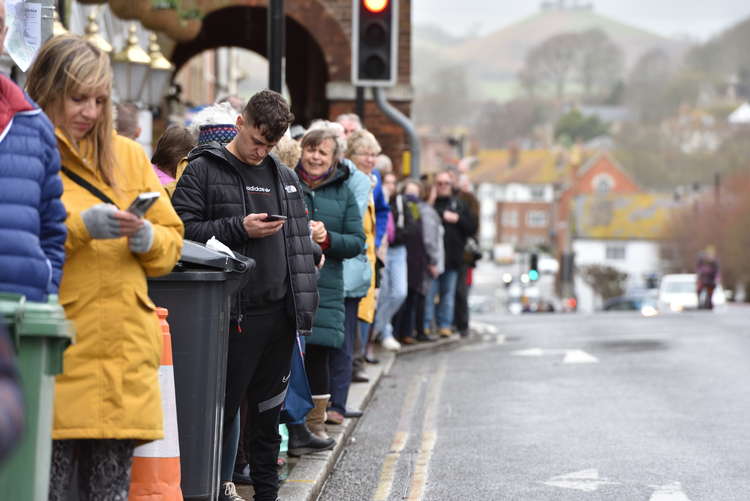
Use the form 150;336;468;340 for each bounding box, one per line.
280;335;313;424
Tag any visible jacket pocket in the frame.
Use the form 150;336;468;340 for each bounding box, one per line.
135;289;157;312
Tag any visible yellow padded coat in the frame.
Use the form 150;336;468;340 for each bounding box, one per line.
53;131;184;440
357;201;377;323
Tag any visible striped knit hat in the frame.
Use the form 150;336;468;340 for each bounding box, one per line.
197;124;237;145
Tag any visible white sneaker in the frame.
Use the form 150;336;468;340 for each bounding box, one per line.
219;482;246;501
382;337;401;351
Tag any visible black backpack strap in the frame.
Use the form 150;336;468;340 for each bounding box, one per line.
60;166;118;207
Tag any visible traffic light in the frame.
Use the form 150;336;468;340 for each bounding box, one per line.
352;0;399;87
529;253;539;281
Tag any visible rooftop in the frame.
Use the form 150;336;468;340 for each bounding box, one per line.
573;193;677;240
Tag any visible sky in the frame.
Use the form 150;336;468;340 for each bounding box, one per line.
413;0;750;41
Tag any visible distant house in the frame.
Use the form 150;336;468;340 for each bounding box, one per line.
553;151;639;256
472;148;572;252
571;192;676;311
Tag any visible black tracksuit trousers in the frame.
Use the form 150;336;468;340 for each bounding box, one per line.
224;305;295;500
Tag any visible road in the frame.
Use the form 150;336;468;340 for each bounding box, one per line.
318;307;750;500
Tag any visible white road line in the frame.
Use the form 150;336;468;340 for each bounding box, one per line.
649;482;692;500
562;349;599;364
542;469;620;492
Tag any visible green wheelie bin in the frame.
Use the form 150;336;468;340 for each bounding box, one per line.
0;293;73;501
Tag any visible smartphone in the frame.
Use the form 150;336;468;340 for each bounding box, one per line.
264;214;288;222
127;192;160;218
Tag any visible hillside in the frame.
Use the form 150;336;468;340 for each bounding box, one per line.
414;7;689;101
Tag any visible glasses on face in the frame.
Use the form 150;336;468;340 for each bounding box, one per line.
354;152;378;158
436;181;451;186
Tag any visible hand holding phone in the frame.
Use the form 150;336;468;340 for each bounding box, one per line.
263;214;288;222
127;192;160;218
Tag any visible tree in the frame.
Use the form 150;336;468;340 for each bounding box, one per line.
518;30;625;102
577;29;625;101
522;32;582;100
554;109;609;143
579;264;628;301
474;98;552;148
625;49;675;123
413;65;472;130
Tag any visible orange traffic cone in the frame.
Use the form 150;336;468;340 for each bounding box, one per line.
129;308;183;501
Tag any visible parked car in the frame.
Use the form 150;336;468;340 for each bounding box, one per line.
603;292;658;316
657;273;726;312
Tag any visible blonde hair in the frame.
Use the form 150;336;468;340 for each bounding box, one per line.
345;129;380;159
272;135;302;168
26;34;117;186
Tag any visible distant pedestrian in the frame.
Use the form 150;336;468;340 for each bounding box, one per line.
454;175;481;337
115;102;141;140
374;172;411;351
336;112;362;138
696;246;720;310
172;90;318;501
425;171;475;337
26;34;184;501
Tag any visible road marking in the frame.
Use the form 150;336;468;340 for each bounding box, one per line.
649;482;692;500
405;358;447;501
496;334;507;345
563;349;599;364
542;469;620;492
371;374;422;501
513;348;599;364
513;348;545;357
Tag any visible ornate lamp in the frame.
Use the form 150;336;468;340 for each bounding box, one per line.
141;34;174;109
112;24;150;103
83;9;112;53
52;9;68;37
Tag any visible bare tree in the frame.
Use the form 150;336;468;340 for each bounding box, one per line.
519;30;624;102
523;32;581;100
577;29;625;100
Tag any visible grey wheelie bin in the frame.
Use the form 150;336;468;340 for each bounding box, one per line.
148;241;254;501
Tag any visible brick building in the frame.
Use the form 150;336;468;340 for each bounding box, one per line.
471;148;572;252
101;0;413;171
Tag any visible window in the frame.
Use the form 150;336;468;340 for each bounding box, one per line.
530;186;546;201
592;173;614;194
502;210;519;228
605;244;626;260
526;210;548;228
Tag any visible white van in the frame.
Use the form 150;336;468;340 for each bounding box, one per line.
657;273;726;312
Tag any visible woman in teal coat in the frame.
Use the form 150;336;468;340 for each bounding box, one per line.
296;126;365;440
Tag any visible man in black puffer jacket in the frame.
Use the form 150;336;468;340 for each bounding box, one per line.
172;91;318;501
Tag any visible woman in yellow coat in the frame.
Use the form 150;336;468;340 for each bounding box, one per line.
26;35;183;499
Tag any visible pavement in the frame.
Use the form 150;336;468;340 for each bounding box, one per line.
316;306;750;501
236;334;463;501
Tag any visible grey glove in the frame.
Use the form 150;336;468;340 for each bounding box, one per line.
81;204;121;239
129;219;154;254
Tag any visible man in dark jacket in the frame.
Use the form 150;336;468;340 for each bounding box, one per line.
425;170;476;337
172;90;318;501
454;175;481;337
0;5;66;302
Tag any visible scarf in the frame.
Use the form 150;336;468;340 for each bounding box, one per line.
296;162;336;188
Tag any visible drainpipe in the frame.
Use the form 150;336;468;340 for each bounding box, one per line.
372;87;420;179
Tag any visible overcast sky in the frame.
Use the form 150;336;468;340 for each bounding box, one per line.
413;0;750;40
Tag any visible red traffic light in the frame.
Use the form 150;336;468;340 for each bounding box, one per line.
363;0;389;13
